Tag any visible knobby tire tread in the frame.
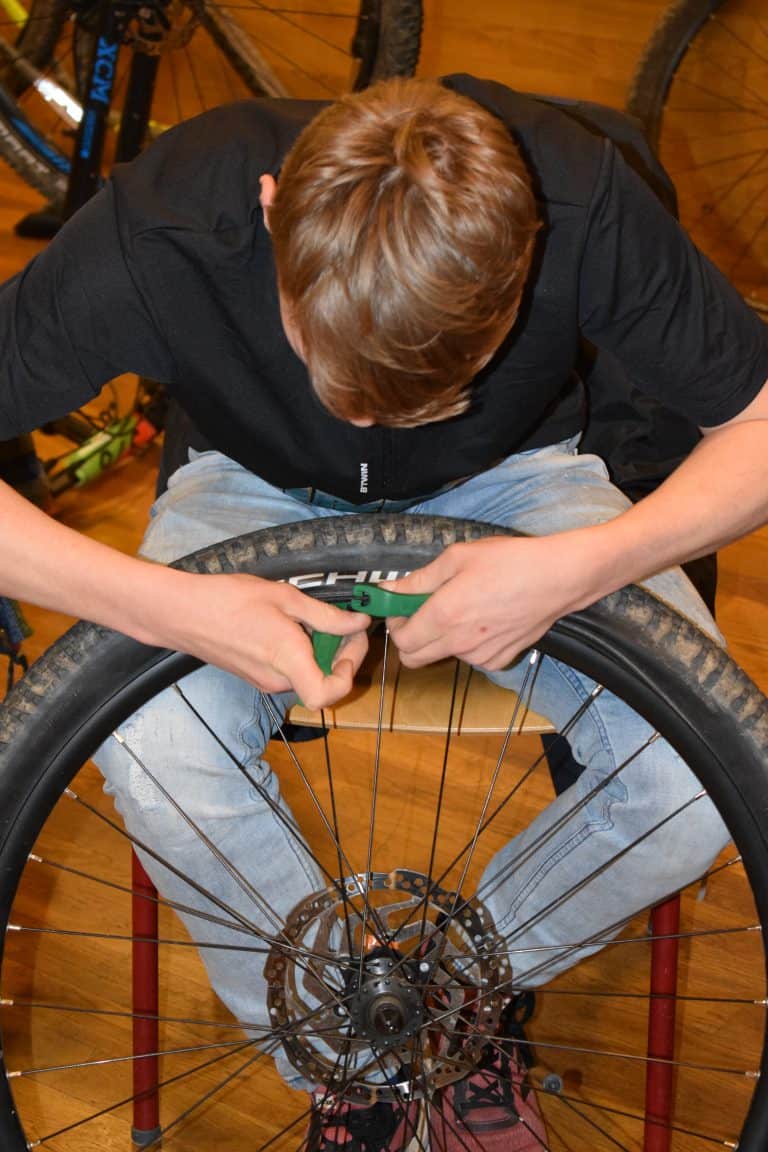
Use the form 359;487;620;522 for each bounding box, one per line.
626;0;724;149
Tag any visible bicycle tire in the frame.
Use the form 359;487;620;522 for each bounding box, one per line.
199;0;422;98
626;0;721;150
0;0;66;95
0;77;67;198
626;0;767;309
0;513;767;1149
0;0;423;202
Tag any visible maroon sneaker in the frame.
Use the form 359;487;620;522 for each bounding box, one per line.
429;994;547;1151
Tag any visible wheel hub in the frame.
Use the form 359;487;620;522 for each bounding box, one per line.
347;947;425;1052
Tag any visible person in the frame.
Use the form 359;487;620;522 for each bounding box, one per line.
1;74;767;1151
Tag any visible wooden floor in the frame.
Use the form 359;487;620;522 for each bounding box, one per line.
2;2;768;1150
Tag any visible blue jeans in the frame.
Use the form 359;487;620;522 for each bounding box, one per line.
95;439;729;1087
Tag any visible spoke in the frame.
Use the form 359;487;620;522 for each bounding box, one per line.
8;1039;251;1078
1;995;348;1036
62;786;339;970
6;921;271;952
200;0;350;95
444;1043;551;1151
436;688;610;911
673;145;768;178
27;851;282;940
416;656;462;945
529;1079;740;1149
64;786;263;934
474;732;659;913
259;1049;357;1152
173;680;392;953
73;747;349;1002
168;36;183;123
358;627;393;978
377;656;587;961
111;730;291;938
670;22;768;119
402;972;766;1009
26;1038;261;1145
261;692;395;948
416;653;544;980
424;1077;483;1152
551;1093;634;1152
139;1047;267;1149
320;713;357;957
669;73;768;125
174;683;375;929
498;792;708;986
706;852;743;878
182;37;207;110
447;1024;758;1080
445;921;762;966
712;10;768;72
449;651;543;903
386;715;656;990
202;0;355;58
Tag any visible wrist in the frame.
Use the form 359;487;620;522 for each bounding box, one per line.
113;562;201;650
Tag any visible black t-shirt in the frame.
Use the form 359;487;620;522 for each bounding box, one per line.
1;75;767;503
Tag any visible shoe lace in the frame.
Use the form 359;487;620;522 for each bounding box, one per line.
455;992;537;1122
317;1099;403;1152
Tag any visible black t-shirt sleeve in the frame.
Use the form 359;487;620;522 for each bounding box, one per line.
0;183;174;439
579;140;768;427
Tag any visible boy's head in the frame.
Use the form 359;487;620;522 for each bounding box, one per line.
266;78;539;428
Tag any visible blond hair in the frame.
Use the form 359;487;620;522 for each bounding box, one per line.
269;78;539;427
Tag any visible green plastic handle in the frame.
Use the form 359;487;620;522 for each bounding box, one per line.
312;584;429;675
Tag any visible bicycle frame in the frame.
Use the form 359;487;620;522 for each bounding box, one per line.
63;0;161;214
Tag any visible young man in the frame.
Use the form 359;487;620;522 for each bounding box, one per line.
1;75;768;1150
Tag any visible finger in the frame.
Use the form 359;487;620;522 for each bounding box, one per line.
332;630;369;676
393;631;460;668
379;550;454;596
286;589;371;635
282;626;367;709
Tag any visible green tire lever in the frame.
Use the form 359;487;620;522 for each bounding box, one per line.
312;584;429;675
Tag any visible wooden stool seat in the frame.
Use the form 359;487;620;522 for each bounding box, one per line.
289;633;553;734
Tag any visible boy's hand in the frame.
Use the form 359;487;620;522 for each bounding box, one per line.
160;574;371;709
383;536;596;670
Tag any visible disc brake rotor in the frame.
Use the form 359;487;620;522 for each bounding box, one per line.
265;868;510;1102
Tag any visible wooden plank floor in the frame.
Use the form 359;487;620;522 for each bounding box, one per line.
1;2;768;1150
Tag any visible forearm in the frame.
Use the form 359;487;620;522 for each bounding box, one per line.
0;479;192;647
575;419;768;605
1;479;371;704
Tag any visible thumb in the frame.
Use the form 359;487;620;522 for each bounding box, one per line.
380;551;453;596
298;595;371;637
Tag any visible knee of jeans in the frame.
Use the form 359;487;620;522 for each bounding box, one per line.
577;766;628;824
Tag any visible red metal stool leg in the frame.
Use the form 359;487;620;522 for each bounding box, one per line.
131;849;161;1146
643;893;681;1152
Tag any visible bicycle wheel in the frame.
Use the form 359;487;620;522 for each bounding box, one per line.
0;0;422;202
0;514;767;1150
0;0;66;94
627;0;768;312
